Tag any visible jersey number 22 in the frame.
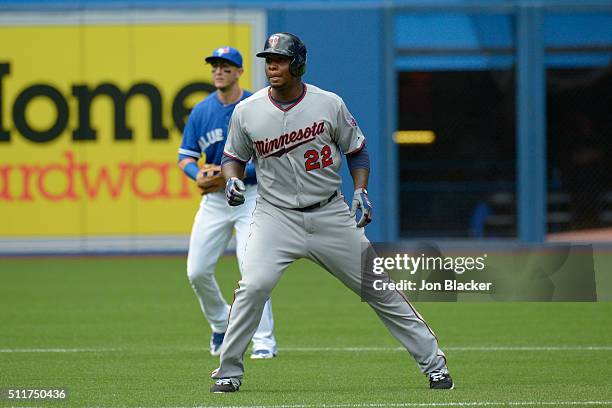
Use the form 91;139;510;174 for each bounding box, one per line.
304;145;333;171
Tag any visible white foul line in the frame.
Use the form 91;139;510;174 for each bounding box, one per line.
53;401;612;408
1;346;612;353
189;402;612;408
0;348;118;353
281;346;612;352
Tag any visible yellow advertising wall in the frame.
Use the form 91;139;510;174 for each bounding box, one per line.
0;18;257;237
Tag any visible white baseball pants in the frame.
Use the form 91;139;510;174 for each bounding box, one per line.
187;185;276;352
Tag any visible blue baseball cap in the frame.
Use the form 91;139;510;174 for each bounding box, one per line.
205;46;243;68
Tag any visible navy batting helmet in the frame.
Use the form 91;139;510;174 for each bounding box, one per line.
256;32;307;77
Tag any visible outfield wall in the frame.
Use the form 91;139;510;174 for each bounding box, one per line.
0;9;268;253
0;0;610;254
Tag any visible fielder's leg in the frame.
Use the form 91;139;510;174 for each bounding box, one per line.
187;193;234;334
233;186;277;356
306;197;448;376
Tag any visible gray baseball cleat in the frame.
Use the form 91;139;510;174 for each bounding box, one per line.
210;378;241;393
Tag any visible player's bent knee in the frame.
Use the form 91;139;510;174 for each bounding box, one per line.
186;265;216;284
241;281;273;301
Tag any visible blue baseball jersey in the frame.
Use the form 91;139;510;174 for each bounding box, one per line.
178;90;255;183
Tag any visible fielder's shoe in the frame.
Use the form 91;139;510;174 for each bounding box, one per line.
428;368;454;389
250;349;277;359
209;332;225;356
210;378;241;393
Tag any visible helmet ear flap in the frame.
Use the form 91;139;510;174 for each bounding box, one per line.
289;58;306;77
289;42;307;77
293;62;306;77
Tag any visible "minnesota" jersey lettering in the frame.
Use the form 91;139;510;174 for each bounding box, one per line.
254;121;325;158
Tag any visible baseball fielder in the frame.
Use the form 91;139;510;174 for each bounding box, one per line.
211;33;453;392
177;46;277;359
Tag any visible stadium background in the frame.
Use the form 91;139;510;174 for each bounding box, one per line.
1;1;612;406
1;0;610;253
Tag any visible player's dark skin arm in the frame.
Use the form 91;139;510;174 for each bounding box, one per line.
222;160;246;181
350;168;369;190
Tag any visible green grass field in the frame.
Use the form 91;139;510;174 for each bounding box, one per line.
1;256;611;407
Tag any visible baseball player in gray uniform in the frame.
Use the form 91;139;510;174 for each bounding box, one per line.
210;32;454;393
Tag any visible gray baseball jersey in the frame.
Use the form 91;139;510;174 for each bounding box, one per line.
215;83;448;383
223;84;365;208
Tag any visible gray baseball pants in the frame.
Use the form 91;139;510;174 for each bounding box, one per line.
213;194;447;379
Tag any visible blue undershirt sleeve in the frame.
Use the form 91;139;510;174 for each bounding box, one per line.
346;144;370;171
183;162;199;181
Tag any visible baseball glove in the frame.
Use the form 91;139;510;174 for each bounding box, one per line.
196;164;225;195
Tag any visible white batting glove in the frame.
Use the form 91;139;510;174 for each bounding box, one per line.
225;177;246;206
350;188;373;228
